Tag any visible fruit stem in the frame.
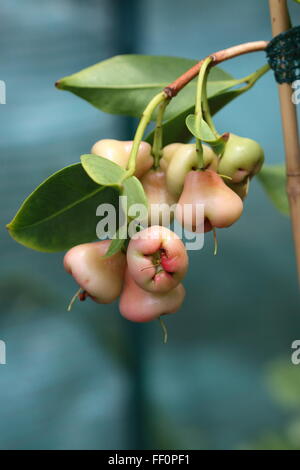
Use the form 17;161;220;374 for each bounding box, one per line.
158;316;168;344
202;60;219;139
152;97;170;168
124;91;168;179
218;174;233;181
200;64;271;152
195;56;213;168
67;287;83;312
206;63;270;158
213;228;218;256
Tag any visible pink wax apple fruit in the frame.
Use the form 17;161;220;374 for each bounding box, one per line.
91;139;153;178
140;169;177;226
119;270;185;322
175;170;243;233
64;240;126;304
126;225;188;293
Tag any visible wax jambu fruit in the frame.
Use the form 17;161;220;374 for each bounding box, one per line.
91;139;153;178
119;270;185;322
159;142;183;172
126;225;188;293
175;170;243;232
218;133;264;183
166;143;218;199
64;240;126;304
140;169;177;226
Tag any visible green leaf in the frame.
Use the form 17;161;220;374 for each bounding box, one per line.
122;176;148;220
56;54;235;121
209;88;245;115
186;115;215;141
257;164;289;215
58;54;267;148
7;164;120;252
185;114;227;154
80;154;124;188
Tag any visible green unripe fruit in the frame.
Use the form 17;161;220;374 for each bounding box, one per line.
159;143;183;172
226;179;249;200
218;133;264;183
166;143;218;199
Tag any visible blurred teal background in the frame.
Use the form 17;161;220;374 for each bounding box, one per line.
1;0;300;450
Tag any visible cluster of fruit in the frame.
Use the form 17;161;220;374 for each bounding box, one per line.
64;135;264;325
64;225;187;323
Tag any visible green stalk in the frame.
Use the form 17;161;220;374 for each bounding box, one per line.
224;64;270;102
238;63;270;90
124;91;167;179
152;98;170;168
203;63;270;150
195;56;213;168
202;65;219;139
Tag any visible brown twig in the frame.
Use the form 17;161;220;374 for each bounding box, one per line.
164;41;269;97
268;0;300;286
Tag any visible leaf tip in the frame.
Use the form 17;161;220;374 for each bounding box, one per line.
55;79;64;90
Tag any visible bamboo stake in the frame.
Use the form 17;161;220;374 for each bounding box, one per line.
269;0;300;286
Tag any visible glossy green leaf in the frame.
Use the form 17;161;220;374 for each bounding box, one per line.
56;54;235;121
186;115;215;141
122;176;148;220
257;164;289;215
80;154;124;188
185;114;228;154
209;88;245;115
7;164;120;252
